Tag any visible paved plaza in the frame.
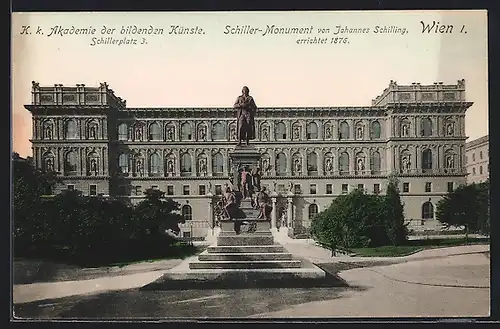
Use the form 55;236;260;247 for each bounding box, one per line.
13;243;490;319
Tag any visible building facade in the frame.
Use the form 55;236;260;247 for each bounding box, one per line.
465;135;489;184
26;79;472;238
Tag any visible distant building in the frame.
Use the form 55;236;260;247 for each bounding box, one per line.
25;79;472;238
465;135;489;184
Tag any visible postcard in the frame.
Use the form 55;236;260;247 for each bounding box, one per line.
11;10;489;320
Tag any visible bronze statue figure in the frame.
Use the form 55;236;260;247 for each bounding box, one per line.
256;186;272;220
234;86;257;146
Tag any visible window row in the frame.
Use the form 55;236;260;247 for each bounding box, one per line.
398;117;457;138
117;150;383;177
41;119;101;140
297;201;434;221
399;148;457;172
116;120;384;142
469;149;487;163
44;151;102;176
470;165;488;176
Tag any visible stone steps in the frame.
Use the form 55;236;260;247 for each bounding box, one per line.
143;266;338;290
189;259;302;269
198;251;293;261
207;245;285;253
216;234;274;246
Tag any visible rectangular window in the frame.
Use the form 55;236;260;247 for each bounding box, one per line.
341;184;348;194
152;185;159;190
326;184;333;194
135;186;142;196
357;184;364;191
89;184;97;196
67;184;75;191
199;185;206;195
277;184;285;193
215;185;222;196
182;231;191;238
167;185;174;195
403;182;410;193
183;185;190;195
425;182;432;193
447;182;454;193
294;184;301;194
309;184;317;194
373;184;380;195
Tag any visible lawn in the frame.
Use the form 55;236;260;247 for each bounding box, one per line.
350;237;490;257
14;240;203;268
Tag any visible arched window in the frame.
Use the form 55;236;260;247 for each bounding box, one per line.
43;154;55;172
339;121;350;140
65;120;78;139
307;152;318;175
308;204;319;220
118;153;129;174
212;152;224;176
422;201;434;219
148;123;161;141
149;153;161;175
307;122;318;139
229;122;237;141
339;152;349;174
292;123;301;140
165;124;175;141
212;122;225;140
276;152;287;176
421;118;433;137
260;124;270;141
43;122;54;139
422;149;433;170
371;151;381;174
275;122;286;140
182;205;193;221
87;122;98;139
181;153;192;176
400;118;411;137
472;167;476;175
181;123;192;141
118;123;128;140
87;152;99;176
355;123;364;140
64;151;78;175
371;121;381;139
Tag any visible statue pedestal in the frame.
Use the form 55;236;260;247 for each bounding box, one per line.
219;219;272;236
229;145;262;185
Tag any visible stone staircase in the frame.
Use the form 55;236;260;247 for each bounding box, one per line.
189;231;303;270
142;192;346;289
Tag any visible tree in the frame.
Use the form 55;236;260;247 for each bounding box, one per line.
13;153;61;247
382;176;408;245
475;181;490;235
134;188;186;238
311;188;389;249
436;182;489;241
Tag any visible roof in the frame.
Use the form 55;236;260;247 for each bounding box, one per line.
466;135;489;149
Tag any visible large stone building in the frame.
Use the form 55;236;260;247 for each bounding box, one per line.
26;79;472;238
465;135;489;184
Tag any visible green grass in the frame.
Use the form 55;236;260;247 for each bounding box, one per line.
14;241;204;268
350;237;490;257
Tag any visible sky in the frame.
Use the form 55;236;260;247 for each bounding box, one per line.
12;10;488;157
